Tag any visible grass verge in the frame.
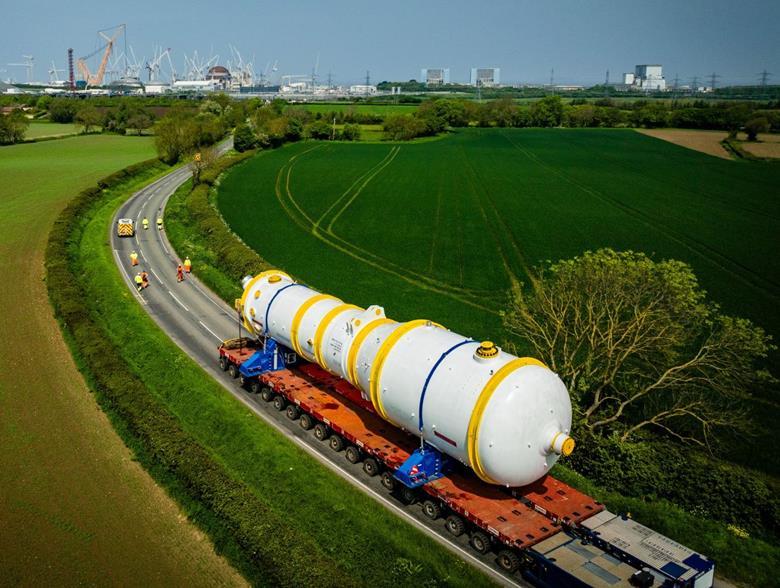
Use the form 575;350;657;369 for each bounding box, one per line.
47;158;494;587
165;148;780;587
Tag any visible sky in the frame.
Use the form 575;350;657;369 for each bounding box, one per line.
2;0;779;86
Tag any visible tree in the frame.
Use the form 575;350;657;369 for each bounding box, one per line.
0;110;29;144
190;147;218;184
48;99;77;123
503;249;773;448
307;119;332;140
75;105;102;134
529;96;564;127
126;111;153;135
340;123;361;141
744;116;769;141
233;123;257;152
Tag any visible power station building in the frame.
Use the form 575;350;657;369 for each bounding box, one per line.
624;64;666;91
421;68;450;85
470;67;500;87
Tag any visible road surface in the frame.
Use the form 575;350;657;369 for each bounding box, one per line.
110;148;526;588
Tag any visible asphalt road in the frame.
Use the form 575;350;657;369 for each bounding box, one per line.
110;146;526;588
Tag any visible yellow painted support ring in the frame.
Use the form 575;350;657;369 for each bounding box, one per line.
313;304;361;367
466;357;546;484
346;318;394;386
369;319;432;421
290;294;339;358
238;270;292;333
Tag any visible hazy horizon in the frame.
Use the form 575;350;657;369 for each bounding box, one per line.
3;0;779;87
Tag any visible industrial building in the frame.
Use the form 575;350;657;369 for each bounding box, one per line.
421;68;450;85
623;64;666;91
470;67;500;87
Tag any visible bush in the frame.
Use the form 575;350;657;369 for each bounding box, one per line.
233;123;257;152
340;123;361;141
0;110;29;144
48;99;78;123
745;116;770;141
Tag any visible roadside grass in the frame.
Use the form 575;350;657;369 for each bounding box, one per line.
295;103;419;116
165;145;780;587
62;161;495;587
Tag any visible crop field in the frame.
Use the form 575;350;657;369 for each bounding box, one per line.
217;128;780;473
295;102;418;115
0;136;244;585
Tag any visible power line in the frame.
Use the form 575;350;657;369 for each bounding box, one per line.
758;69;771;87
690;76;699;94
708;72;720;91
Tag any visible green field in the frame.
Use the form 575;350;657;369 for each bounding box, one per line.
0;136;244;585
217;128;780;473
24;121;80;138
295;102;418;115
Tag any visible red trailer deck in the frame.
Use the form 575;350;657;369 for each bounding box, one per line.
258;362;602;554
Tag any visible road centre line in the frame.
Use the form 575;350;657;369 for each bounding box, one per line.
168;290;190;312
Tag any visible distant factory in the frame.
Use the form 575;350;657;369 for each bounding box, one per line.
623;64;666;91
421;68;450;85
470;67;501;87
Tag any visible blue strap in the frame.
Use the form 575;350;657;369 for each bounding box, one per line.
264;283;302;335
418;339;474;431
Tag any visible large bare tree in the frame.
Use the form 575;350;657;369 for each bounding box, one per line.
503;249;774;448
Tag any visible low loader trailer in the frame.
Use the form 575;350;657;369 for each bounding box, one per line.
218;337;715;588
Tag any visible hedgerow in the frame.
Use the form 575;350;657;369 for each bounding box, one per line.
45;162;357;587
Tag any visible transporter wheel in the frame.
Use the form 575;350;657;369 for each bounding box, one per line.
260;387;274;402
219;356;228;371
329;435;345;452
470;531;491;555
249;379;261;394
362;458;380;477
272;395;286;411
422;500;442;520
400;486;418;505
228;364;239;379
299;413;314;431
345;446;362;464
285;405;301;420
313;423;330;441
445;515;466;537
380;471;395;491
238;375;246;388
497;549;521;573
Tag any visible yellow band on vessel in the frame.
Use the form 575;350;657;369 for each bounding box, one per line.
466;357;546;484
369;320;432;420
313;304;360;367
346;318;394;386
238;270;292;333
290;294;338;357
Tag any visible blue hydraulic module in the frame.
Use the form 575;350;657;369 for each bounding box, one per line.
239;338;294;379
393;442;451;488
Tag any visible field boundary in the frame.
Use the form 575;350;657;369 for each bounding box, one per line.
44;160;363;587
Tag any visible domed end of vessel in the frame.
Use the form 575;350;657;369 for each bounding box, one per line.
551;432;575;456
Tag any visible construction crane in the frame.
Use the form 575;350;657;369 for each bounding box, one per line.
77;24;125;87
7;55;35;84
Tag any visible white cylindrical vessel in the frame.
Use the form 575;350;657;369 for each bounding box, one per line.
239;270;574;487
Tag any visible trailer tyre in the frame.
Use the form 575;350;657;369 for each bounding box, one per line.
445;515;466;537
285;405;300;420
228;364;239;379
219;356;228;371
400;486;418;505
497;549;521;573
381;471;395;491
329;434;345;452
345;446;362;464
249;379;261;394
470;531;491;555
313;423;330;441
422;500;442;520
260;387;274;402
363;458;380;477
299;413;314;430
272;395;286;411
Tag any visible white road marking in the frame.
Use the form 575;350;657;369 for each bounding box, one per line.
191;280;232;314
168;290;189;312
150;267;164;284
198;320;223;342
112;249;146;306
